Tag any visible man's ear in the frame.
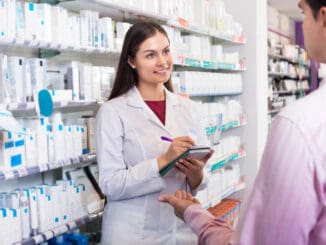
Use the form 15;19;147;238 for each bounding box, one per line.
128;57;136;69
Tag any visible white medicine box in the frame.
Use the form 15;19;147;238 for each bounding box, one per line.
0;131;25;171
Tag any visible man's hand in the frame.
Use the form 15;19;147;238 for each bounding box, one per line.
158;190;201;221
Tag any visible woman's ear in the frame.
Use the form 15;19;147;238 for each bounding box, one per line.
321;7;326;37
128;57;136;69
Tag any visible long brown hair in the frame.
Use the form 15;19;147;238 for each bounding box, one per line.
109;21;174;100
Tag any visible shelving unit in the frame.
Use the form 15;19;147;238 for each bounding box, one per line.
173;55;246;72
0;154;96;181
268;53;309;66
267;46;311;119
17;212;103;245
0;39;120;55
202;179;246;210
210;150;246;172
205;121;246;135
59;0;245;45
267;6;311;121
4;101;100;117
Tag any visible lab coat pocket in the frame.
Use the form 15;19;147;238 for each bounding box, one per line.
143;194;160;231
143;193;176;233
158;201;176;232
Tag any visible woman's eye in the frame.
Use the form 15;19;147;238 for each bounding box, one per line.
163;49;170;55
146;53;155;58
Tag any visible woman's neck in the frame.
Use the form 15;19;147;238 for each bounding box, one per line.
137;83;165;101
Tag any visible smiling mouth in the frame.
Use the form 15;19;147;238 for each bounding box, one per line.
155;69;170;74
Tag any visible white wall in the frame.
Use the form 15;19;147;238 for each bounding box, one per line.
224;0;268;194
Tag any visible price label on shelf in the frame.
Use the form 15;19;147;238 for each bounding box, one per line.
4;170;15;180
39;164;48;172
71;156;79;164
177;18;189;28
202;61;215;69
0;171;4;180
59;159;69;167
17;167;28;177
185;58;201;67
176;55;185;65
66;221;77;230
52;225;68;236
27;166;40;175
205;126;216;135
42;230;54;240
33;235;45;244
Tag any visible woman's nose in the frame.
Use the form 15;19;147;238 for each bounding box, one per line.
157;53;168;66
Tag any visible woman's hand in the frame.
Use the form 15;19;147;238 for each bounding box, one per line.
176;150;214;189
157;136;195;170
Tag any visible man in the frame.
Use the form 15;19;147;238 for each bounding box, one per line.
159;0;326;244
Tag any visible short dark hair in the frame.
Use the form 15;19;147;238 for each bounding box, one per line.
305;0;326;18
109;21;173;100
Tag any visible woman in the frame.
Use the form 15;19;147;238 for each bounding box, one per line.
95;21;212;244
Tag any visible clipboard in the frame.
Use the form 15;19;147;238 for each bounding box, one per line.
159;146;211;177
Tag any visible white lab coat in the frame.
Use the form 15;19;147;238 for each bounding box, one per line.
95;86;208;244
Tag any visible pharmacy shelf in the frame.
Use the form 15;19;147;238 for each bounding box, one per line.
52;100;102;114
221;181;246;200
268;53;309;66
0;154;96;181
203;180;246;209
268;72;298;79
60;0;245;45
268;72;309;80
17;211;103;245
184;92;243;97
209;150;246;172
0;39;120;58
174;55;246;72
221;121;247;132
166;18;245;45
273;89;309;95
5;100;100;117
178;92;243;98
205;121;246;135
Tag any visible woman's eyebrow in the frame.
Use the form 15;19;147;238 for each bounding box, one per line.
142;45;170;53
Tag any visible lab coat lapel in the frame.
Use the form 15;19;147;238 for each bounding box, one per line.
125;86;169;133
164;88;181;137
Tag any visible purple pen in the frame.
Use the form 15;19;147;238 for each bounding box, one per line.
160;136;173;142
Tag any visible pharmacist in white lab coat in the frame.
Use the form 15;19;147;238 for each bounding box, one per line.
95;21;213;244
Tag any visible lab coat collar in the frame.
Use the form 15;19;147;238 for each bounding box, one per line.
125;86;179;108
125;86;180;133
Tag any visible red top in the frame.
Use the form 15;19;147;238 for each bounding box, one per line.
145;100;166;125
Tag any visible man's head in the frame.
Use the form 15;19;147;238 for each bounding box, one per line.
298;0;326;62
305;0;326;18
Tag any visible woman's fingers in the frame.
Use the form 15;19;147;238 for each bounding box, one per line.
173;136;195;146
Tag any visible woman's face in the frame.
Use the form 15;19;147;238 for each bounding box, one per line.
299;0;326;62
129;31;173;87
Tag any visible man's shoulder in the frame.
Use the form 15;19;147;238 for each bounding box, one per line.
278;86;326;132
